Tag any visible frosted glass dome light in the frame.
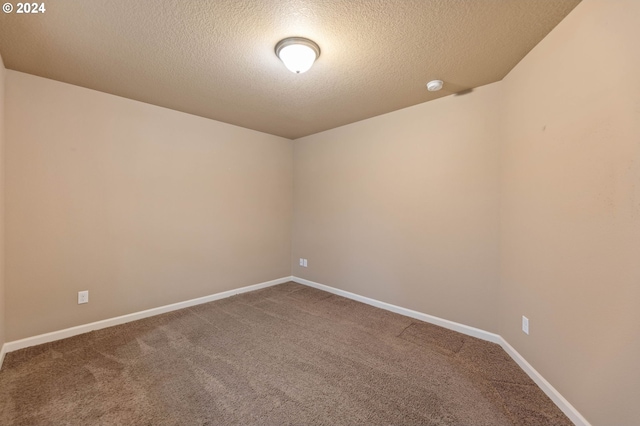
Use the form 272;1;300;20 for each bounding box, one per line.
275;37;321;74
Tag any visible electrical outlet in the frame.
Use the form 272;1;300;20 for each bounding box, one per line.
303;258;308;267
522;316;529;335
299;258;304;266
78;290;89;304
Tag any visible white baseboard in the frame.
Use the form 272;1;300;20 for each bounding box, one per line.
292;276;501;343
0;274;590;425
292;276;589;426
499;338;591;426
1;276;293;361
0;343;6;369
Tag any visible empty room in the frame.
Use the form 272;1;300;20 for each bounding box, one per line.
0;0;638;424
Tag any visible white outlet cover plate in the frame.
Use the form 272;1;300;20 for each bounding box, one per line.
522;316;529;334
78;290;89;304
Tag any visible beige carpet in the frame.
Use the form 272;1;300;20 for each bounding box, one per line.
0;282;571;425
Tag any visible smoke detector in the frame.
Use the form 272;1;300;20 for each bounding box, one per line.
426;80;444;91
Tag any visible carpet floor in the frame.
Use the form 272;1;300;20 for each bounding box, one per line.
0;282;571;425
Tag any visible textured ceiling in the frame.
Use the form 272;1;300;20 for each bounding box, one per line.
0;0;580;139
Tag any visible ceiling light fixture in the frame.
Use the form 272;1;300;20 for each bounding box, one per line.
426;80;444;91
275;37;321;74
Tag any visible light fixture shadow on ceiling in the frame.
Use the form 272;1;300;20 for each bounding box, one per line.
439;81;474;97
453;88;475;97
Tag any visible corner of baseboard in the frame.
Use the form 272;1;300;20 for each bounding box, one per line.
292;275;589;426
498;338;591;426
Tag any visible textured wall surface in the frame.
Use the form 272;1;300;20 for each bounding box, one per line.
0;0;579;139
292;83;502;333
499;1;640;424
4;71;293;341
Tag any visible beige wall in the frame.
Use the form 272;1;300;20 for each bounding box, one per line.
0;54;5;350
4;71;293;341
292;83;502;333
499;1;640;424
